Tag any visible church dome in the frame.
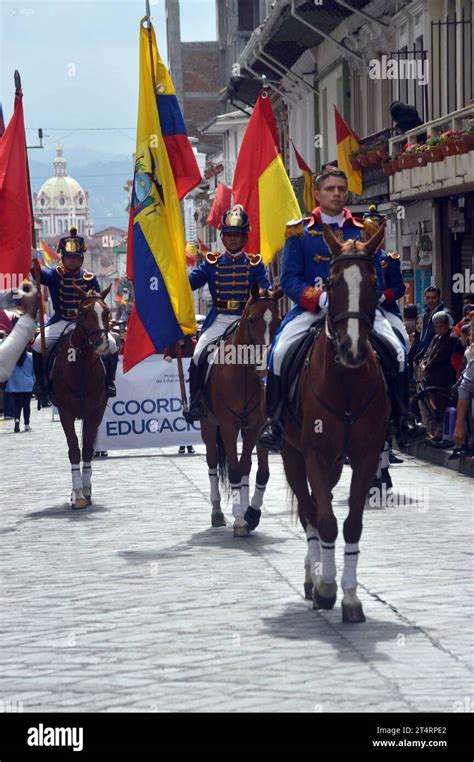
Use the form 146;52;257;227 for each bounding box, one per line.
35;144;88;212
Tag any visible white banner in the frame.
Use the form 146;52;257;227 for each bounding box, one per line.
95;356;201;451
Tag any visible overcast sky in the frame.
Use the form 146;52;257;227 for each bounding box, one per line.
1;0;216;162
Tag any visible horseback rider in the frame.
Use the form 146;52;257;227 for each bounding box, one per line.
257;167;427;451
184;204;271;422
32;226;118;399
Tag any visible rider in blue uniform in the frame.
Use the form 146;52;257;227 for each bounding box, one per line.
185;205;271;421
32;226;118;399
257;168;426;451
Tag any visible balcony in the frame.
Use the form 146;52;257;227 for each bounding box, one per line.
388;105;474;201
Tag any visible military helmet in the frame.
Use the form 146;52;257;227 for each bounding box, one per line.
220;204;250;235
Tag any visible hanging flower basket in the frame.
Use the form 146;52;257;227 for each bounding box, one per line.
413;152;428;167
350;155;361;170
454;137;469;154
441;139;458;157
376;144;389;161
358;153;371;168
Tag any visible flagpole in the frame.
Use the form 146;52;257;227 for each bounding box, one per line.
14;71;46;366
143;0;190;413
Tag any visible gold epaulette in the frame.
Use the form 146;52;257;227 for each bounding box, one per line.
285;218;305;240
204;250;222;265
82;270;94;281
245;253;262;266
387;251;400;260
57;264;65;275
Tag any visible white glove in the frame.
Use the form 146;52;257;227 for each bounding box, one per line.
378;294;386;304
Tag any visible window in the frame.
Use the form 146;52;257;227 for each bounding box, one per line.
238;0;255;32
59;196;65;206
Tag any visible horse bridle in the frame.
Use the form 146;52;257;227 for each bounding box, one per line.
70;294;110;350
241;294;280;346
325;253;376;344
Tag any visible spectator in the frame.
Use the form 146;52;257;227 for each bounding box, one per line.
420;310;457;440
453;340;474;448
452;324;471;379
390;101;423;134
415;286;449;364
403;304;420;378
0;285;39;383
454;304;474;336
5;346;35;432
163;335;197;454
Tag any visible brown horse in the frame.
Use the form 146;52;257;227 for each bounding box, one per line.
200;282;283;536
50;285;114;509
281;223;389;622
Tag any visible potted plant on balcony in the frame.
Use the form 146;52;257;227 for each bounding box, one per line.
382;156;396;176
374;140;389;162
357;146;371;168
464;125;474;150
398;142;418;169
424;135;444;162
366;144;382;166
412;144;429;167
349;151;361;170
440;129;463;156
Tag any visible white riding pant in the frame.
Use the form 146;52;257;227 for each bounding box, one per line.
33;319;118;353
380;308;410;352
271;307;406;376
192;314;239;364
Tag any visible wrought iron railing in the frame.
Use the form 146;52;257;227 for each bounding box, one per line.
431;10;473;120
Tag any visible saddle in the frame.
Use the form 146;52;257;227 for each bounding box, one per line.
202;320;240;385
44;328;75;393
280;317;325;404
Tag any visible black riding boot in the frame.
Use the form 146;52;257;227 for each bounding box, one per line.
183;360;206;423
32;350;49;404
390;370;427;448
103;352;119;398
257;371;284;452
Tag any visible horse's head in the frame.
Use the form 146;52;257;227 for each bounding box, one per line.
73;284;112;355
242;281;283;346
323;222;385;368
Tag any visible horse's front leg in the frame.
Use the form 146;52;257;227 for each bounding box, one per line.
220;421;247;537
245;445;270;531
81;417;99;507
59;410;86;510
305;450;338;610
343;450;381;623
201;419;226;527
238;428;262;532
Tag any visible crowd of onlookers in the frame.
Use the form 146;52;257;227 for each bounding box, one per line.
403;286;474;449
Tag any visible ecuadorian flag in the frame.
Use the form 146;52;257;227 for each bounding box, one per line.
124;18;199;372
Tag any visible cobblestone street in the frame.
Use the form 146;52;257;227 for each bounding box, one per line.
0;405;472;713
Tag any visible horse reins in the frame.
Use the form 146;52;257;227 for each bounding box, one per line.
69;294;110;351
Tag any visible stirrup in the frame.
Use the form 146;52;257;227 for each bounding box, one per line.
184;400;206;423
395;418;427;448
257;419;284;452
106;383;117;398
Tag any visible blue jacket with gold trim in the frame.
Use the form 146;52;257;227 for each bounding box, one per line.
188;250;271;332
380;251;406;318
39;265;100;326
280;208;385;327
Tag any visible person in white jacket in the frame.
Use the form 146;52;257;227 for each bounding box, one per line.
0;284;39;383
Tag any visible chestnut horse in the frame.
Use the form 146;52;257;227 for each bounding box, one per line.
281;223;389;622
200;283;283;536
50;286;114;509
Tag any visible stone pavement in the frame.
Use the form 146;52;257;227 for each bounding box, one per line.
0;406;472;713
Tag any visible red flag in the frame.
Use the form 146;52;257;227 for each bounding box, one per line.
197;237;210;255
232;89;300;263
0;92;31;284
205;182;232;228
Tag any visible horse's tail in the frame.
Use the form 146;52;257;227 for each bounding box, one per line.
216;427;230;495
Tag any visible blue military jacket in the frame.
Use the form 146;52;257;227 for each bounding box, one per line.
380;251;406;318
188;250;271;332
280;207;385;328
39;265;100;326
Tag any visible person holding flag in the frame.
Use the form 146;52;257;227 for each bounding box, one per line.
185;204;271;421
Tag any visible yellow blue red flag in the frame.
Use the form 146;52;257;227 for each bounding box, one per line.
124;18;198;372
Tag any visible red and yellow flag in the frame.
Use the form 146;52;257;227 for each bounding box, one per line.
232;89;300;264
205;182;232;229
334;106;362;195
39;239;60;268
291;141;315;214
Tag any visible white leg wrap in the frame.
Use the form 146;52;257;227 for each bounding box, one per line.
251;482;266;509
341;543;359;591
305;524;321;571
71;465;82;491
240;476;250;511
231;480;243;518
208;468;220;503
82;462;92;488
320;541;337;584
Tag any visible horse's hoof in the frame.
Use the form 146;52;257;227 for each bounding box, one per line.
244;506;261;531
313;581;337;610
342;602;366;623
233;522;249;537
72;499;87;510
211;512;226;527
304;582;313;600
